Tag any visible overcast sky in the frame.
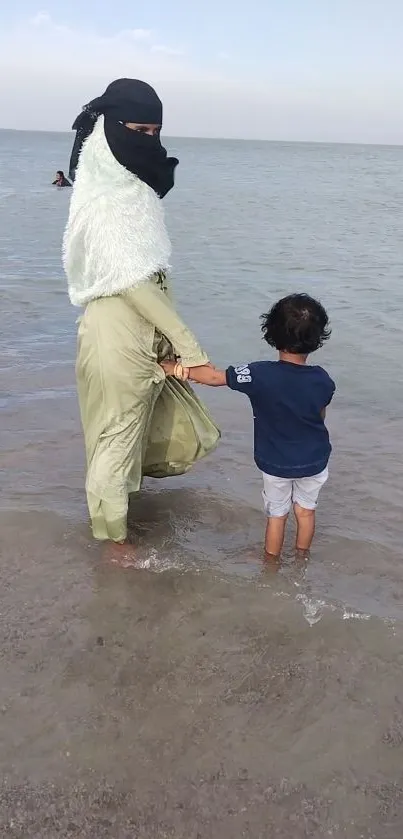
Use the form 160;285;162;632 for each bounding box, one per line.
1;1;402;143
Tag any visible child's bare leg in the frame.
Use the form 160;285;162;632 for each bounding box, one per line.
294;504;315;551
264;514;288;558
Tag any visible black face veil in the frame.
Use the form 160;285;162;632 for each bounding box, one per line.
68;78;178;198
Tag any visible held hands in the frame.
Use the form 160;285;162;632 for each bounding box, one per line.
161;360;190;380
160;360;176;375
161;360;216;381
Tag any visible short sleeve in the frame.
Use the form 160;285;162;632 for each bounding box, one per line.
324;374;336;406
226;363;256;395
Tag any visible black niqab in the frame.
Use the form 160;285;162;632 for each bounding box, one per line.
103;117;177;199
68;78;178;197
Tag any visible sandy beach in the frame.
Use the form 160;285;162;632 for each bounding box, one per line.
1;508;403;838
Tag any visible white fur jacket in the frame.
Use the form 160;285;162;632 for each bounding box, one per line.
63;116;171;307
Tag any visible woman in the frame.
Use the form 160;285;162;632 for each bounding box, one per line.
53;170;71;187
63;78;219;564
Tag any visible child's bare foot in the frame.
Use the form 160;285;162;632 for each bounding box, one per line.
294;504;315;554
264;515;287;558
295;547;311;563
103;540;138;568
263;550;281;573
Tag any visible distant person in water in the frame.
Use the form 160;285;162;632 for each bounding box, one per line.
162;294;335;560
53;170;71;187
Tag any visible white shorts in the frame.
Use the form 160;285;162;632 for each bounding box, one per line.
262;468;329;518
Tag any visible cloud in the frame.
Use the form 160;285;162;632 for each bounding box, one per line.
0;10;403;142
151;45;185;57
0;11;229;133
1;12;189;82
30;11;52;27
29;10;148;42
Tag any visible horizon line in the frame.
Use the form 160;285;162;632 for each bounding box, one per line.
0;126;402;149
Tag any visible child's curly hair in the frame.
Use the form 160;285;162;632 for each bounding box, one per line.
261;293;331;355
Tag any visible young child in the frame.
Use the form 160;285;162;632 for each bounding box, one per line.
162;293;335;558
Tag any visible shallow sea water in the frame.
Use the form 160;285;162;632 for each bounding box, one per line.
1;130;403;837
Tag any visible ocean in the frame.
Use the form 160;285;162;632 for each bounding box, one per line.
1;129;403;837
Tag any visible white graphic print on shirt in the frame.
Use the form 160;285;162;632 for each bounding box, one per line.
234;364;252;384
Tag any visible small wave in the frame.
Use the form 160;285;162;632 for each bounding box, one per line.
343;609;371;621
133;547;184;573
296;593;336;626
1;387;75;409
295;592;374;626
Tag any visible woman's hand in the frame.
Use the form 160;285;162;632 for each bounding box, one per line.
160;360;190;380
161;360;176;376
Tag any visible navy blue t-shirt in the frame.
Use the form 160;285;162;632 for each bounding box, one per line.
226;360;335;478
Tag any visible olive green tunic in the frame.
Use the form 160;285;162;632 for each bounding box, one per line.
76;274;220;541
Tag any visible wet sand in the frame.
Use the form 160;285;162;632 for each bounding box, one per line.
1;510;403;838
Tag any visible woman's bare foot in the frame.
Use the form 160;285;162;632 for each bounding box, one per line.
103;540;138;568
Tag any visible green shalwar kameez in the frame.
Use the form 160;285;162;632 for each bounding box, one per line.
76;274;219;542
63;114;219;541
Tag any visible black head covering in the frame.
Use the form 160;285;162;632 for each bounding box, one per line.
68;78;178;198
